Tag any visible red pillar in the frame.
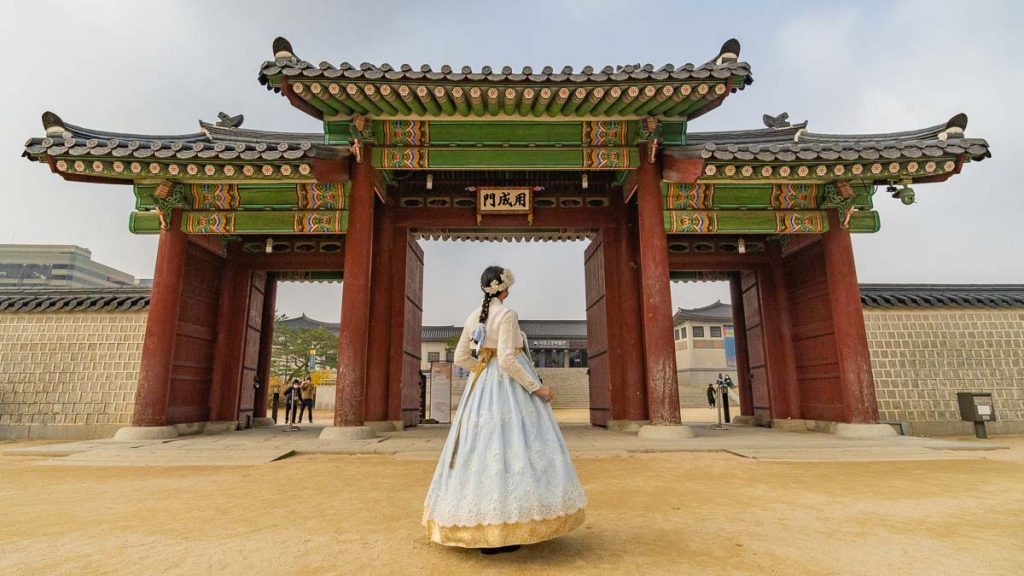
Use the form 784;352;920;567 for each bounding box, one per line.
729;273;754;417
611;190;648;422
365;201;394;423
132;210;187;427
822;210;879;423
758;242;800;420
636;145;681;426
335;152;376;427
254;274;277;419
387;226;411;424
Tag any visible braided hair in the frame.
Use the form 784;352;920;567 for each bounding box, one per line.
478;265;506;324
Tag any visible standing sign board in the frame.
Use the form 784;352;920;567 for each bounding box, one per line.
429;362;453;423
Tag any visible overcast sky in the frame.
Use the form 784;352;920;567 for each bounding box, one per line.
1;1;1019;325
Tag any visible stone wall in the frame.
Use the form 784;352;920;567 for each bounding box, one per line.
3;304;1023;439
0;311;146;439
864;308;1024;435
450;367;589;410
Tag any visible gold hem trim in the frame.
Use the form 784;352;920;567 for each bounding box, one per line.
424;508;585;548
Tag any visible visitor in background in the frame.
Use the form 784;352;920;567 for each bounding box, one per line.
285;378;303;427
299;376;315;423
707;383;717;408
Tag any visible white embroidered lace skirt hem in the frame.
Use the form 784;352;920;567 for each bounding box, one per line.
422;353;587;547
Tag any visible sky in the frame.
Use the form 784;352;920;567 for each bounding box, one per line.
1;1;1020;326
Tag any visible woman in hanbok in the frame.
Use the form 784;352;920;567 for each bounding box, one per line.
423;266;587;554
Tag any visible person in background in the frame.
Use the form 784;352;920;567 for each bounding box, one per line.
283;378;299;424
285;378;303;428
707;383;717;408
299;376;316;423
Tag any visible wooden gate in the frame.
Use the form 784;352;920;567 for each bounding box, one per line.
400;237;425;427
236;271;267;428
584;235;611;426
739;270;772;424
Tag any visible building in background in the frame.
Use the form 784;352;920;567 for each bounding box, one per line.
672;301;737;384
0;245;136;289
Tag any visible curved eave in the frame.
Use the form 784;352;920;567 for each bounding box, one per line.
258;38;753;121
23;116;349;184
665;118;990;184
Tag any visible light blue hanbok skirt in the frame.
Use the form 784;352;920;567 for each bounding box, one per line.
422;352;586;547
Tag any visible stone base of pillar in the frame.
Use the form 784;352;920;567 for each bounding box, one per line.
318;425;378;440
113;425;179;441
366;420;404;433
252;417;276;428
637;424;697;439
202;421;240;434
772;419;898;438
731;415;758;427
607;420;650;433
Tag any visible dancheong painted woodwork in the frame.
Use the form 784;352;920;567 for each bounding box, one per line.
18;35;992;431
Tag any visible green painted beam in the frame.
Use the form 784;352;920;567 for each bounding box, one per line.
663;209;831;234
129;211;161;234
183;210;349;234
848;210;881;233
372;146;639;170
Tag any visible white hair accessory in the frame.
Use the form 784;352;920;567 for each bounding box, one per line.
482;268;515;295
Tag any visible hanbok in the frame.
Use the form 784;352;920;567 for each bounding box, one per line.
422;301;586;547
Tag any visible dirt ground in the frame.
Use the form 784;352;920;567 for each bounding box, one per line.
1;435;1022;576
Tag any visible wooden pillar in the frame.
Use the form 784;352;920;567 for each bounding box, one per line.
132;210;187;427
386;226;410;424
608;189;647;422
822;210;879;423
254;274;277;419
758;242;800;420
636;144;681;425
335;151;377;427
365;200;394;423
209;257;252;423
729;273;753;417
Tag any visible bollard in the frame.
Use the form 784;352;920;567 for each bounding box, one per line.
271;392;280;423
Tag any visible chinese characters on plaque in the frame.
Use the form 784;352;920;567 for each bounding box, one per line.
474;186;537;224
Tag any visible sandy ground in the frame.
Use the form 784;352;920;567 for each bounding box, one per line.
1;434;1022;576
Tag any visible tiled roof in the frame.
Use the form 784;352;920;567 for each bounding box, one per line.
520;320;587;340
276;314;340;332
422;325;461;341
673;300;734;324
675;113;990;165
859;284;1024;308
0;288;150;312
259;38;752;91
22;112;345;164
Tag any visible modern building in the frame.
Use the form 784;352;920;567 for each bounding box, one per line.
672;301;737;383
0;245;135;289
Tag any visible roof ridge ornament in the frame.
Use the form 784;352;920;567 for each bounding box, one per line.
273;36;295;60
42;111;65;137
715;38;741;65
762;112;791;129
215;112;244;129
938;112;968;141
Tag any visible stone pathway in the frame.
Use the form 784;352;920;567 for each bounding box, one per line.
2;421;1007;466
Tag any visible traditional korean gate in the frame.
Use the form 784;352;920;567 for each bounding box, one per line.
584;235;611;426
236;271;267;428
399;237;425;427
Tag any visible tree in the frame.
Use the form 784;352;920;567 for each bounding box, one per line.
272;314;339;381
445;333;460;354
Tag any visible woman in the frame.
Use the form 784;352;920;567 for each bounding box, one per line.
422;266;586;554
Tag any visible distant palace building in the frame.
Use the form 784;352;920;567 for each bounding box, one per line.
0;245;136;289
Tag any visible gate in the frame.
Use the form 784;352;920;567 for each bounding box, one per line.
584;235;611;426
